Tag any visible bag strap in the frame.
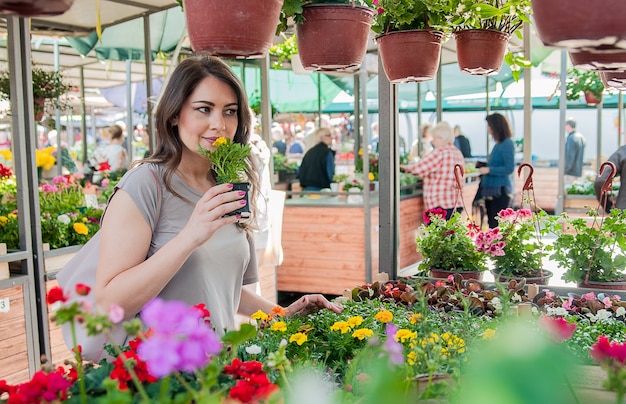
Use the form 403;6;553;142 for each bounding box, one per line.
148;167;163;231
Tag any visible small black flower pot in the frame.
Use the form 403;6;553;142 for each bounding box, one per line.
228;182;251;219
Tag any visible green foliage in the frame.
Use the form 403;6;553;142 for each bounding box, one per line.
269;34;298;69
272;153;298;173
371;0;450;35
544;209;626;283
0;66;71;100
198;137;251;184
565;68;605;101
416;212;488;272
442;0;532;34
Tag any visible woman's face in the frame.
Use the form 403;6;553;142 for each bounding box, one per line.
174;76;239;154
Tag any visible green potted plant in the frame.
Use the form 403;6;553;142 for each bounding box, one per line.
565;68;605;105
199;137;252;218
370;0;449;83
278;0;375;71
488;208;552;285
443;0;533;78
544;209;626;288
0;66;71;121
416;209;489;279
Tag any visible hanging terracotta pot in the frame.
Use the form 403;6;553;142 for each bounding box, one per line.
584;91;602;106
296;4;375;72
375;30;443;84
569;50;626;71
182;0;283;58
600;71;626;90
453;30;511;76
0;0;73;16
34;97;45;121
531;0;626;51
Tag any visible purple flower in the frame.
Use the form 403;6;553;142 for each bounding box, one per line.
137;298;222;377
383;323;404;366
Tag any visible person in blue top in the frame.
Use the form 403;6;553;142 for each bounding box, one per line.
474;113;515;228
298;127;335;191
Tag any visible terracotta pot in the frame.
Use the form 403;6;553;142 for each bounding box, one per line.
182;0;283;58
375;30;443;84
453;29;511;76
296;4;374;72
34;97;45;121
531;0;626;51
584;91;602;106
600;71;626;90
429;268;484;281
492;269;553;286
0;0;73;16
569;50;626;71
578;279;626;291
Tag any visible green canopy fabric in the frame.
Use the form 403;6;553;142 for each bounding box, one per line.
65;8;186;62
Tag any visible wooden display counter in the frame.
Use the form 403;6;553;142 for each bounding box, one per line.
277;178;481;296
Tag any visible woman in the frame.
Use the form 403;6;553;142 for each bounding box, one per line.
95;56;340;335
99;124;128;172
401;122;465;220
476;113;515;228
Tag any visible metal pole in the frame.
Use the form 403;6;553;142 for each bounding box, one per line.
126;59;133;159
7;15;46;372
80;66;87;164
619;90;624;147
523;22;532;164
597;101;603;171
556;50;568;214
54;40;62;176
486;77;490;157
143;14;153;160
378;53;399;279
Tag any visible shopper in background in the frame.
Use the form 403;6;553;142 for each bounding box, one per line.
298;127;335;191
401;122;465;220
595;144;626;211
453;124;472;158
473;113;515;228
564;117;586;185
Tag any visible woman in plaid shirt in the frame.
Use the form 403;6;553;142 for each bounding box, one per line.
401;122;465;220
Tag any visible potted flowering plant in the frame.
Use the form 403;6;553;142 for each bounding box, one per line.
0;66;72;120
278;0;375;71
545;209;626;288
371;0;449;82
488;208;551;284
416;209;488;279
199;137;252;218
442;0;533;78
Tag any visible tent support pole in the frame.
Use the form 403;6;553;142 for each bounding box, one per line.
143;14;153;155
556;50;568;214
80;66;87;163
126;59;133;158
523;21;532;164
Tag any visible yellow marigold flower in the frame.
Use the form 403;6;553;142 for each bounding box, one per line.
374;310;393;323
352;328;374;340
358;148;363;156
8;213;17;219
0;216;7;226
395;329;417;343
409;313;422;324
73;223;88;235
347;316;363;328
212;137;227;147
82;217;88;222
270;321;287;332
271;306;288;317
368;172;375;181
0;149;11;161
289;332;308;346
407;351;417;365
482;329;496;340
330;321;351;334
251;310;269;321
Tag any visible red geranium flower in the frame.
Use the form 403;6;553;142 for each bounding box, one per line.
75;283;91;296
46;286;68;305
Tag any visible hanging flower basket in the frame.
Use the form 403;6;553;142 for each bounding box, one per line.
569;50;626;71
453;29;511;76
531;0;626;51
375;29;443;84
182;0;283;58
0;0;73;16
296;4;375;72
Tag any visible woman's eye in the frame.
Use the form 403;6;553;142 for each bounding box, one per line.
225;109;238;116
197;106;210;113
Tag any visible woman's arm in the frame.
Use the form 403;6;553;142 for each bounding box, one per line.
238;287;342;318
95;183;245;318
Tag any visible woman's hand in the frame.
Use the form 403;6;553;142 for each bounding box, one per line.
478;166;490;175
285;294;343;317
180;183;247;248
